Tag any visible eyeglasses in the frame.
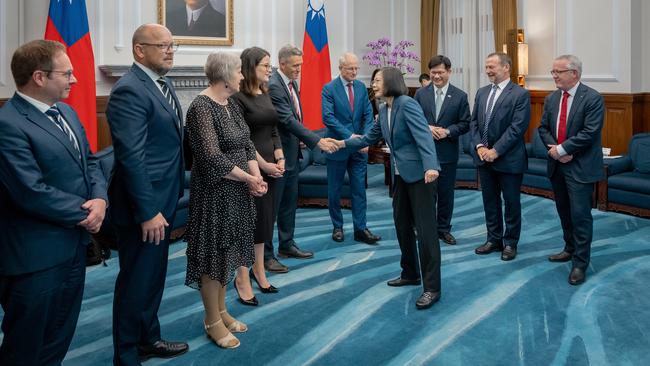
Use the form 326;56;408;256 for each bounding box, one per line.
342;67;360;72
258;63;272;70
139;42;179;52
550;69;574;76
42;69;74;80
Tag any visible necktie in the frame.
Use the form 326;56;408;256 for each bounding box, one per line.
481;84;499;147
557;91;570;144
45;106;80;158
157;77;180;129
288;81;302;121
435;88;443;120
188;15;196;30
347;82;355;112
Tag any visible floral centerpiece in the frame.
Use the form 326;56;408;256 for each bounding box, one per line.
362;37;420;74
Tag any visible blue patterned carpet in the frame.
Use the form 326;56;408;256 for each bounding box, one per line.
3;165;650;365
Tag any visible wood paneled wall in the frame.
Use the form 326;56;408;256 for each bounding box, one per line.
3;91;650;155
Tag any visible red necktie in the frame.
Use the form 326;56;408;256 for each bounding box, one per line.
347;82;354;112
288;82;302;121
557;91;570;144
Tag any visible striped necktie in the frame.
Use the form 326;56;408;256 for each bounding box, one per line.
45;106;80;159
481;84;499;147
157;77;180;128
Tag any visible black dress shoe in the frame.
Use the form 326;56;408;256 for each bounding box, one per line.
386;277;421;287
501;245;517;261
332;228;344;242
415;291;441;310
439;232;457;245
138;340;189;361
264;258;289;273
354;228;381;244
549;251;572;262
250;268;278;293
234;278;258;306
568;267;586;285
475;241;503;255
278;244;314;259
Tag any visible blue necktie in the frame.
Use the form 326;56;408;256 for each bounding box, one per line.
45;106;80;159
157;77;181;129
481;84;499;147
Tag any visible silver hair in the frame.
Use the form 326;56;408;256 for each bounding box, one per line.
204;52;241;85
278;45;303;63
555;54;582;77
338;52;358;66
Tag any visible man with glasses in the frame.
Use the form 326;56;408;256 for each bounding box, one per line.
107;24;188;365
538;55;604;285
0;40;107;365
322;52;380;245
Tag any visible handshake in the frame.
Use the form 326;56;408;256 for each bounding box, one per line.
317;138;345;153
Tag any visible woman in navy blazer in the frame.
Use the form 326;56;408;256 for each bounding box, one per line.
343;67;442;310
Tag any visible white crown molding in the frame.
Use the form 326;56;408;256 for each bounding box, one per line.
94;0;104;71
114;0;125;51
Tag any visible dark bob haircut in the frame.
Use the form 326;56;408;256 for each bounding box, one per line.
240;46;271;96
379;67;408;97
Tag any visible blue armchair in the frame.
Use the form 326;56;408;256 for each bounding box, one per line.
521;129;554;198
297;141;352;208
598;133;650;218
455;132;479;189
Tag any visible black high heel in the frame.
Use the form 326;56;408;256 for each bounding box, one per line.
250;268;279;293
233;277;258;306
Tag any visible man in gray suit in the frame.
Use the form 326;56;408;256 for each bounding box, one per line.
264;45;338;273
538;55;604;285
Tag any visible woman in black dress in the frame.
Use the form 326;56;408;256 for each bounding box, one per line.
232;47;284;304
184;51;267;349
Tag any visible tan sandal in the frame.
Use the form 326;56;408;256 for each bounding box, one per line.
220;310;248;333
204;319;240;349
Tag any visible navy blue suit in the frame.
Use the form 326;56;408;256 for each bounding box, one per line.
538;83;604;269
0;94;107;365
470;81;530;247
322;77;373;231
414;83;470;234
347;96;442;292
106;64;184;365
265;70;320;259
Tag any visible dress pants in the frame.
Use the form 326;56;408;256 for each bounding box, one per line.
0;243;86;366
393;175;441;292
436;161;458;233
550;164;594;270
264;166;299;260
113;223;172;366
327;152;368;231
478;165;523;247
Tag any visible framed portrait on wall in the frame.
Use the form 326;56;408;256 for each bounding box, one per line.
158;0;234;46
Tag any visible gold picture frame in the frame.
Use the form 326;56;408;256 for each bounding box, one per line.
158;0;234;46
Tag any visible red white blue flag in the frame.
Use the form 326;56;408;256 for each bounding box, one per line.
300;0;331;130
45;0;98;152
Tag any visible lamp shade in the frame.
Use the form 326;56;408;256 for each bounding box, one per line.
517;43;528;75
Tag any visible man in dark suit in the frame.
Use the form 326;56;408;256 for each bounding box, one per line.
414;55;470;245
165;0;226;38
322;52;380;245
0;40;107;366
265;44;338;273
470;52;530;261
538;55;604;285
106;24;188;365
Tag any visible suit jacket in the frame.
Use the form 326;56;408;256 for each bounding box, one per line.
165;4;226;38
347;95;440;183
268;70;320;172
538;83;605;183
414;83;470;164
0;95;107;275
469;81;530;174
106;64;184;226
321;77;374;161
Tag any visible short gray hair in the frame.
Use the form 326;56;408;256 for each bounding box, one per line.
338;52;358;66
556;54;582;77
278;45;302;63
204;52;241;85
487;52;512;69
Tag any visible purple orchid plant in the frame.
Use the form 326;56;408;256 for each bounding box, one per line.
362;37;420;74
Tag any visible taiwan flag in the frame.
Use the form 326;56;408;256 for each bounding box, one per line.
45;0;98;152
300;0;331;130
